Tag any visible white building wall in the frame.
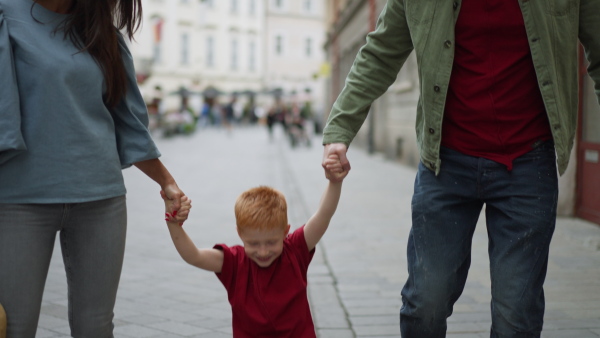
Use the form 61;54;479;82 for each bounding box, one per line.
265;0;327;114
129;0;267;111
128;0;327;114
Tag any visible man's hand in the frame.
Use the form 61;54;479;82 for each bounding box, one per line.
322;143;350;182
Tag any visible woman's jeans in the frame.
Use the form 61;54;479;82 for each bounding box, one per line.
400;142;558;338
0;196;127;338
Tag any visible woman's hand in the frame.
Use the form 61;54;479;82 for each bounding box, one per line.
161;182;184;212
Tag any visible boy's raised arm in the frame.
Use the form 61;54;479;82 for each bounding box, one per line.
164;195;224;273
304;155;345;251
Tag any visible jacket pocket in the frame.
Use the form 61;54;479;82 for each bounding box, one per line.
546;0;578;16
405;0;434;24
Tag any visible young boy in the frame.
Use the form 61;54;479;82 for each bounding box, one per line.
163;155;344;337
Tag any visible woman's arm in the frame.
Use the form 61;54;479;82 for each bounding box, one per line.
134;158;183;210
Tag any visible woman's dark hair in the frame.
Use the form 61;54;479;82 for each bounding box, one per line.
34;0;143;107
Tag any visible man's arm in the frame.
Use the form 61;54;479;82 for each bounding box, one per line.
304;180;343;251
322;0;411;179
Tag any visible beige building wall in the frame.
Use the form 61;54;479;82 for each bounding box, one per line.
264;0;327;112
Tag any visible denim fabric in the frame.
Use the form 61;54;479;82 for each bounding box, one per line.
0;196;127;338
400;142;558;338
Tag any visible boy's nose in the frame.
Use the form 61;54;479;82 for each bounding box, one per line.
258;246;269;256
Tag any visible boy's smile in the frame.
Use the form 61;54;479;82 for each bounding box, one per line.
238;225;290;268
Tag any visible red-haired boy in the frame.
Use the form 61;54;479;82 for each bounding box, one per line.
164;155;345;337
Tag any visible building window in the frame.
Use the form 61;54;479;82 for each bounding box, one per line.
203;0;214;7
152;17;163;64
206;36;214;68
230;0;238;13
275;35;283;56
231;39;238;70
249;0;256;15
274;0;283;9
249;41;256;72
303;0;311;12
305;37;312;58
180;33;189;65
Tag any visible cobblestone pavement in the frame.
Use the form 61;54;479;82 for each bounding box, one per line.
36;126;600;337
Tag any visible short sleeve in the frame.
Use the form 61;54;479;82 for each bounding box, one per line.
110;34;160;168
0;8;26;165
213;244;242;292
285;225;315;273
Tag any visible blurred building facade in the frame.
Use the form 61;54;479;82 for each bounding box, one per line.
129;0;327;113
322;0;599;221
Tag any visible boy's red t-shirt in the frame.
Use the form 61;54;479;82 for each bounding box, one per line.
214;225;316;338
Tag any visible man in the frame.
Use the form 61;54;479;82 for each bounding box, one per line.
321;1;599;337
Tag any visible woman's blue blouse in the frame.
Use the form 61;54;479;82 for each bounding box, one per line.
0;0;160;203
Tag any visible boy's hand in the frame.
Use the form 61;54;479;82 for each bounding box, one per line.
322;143;350;182
162;192;192;226
323;154;346;182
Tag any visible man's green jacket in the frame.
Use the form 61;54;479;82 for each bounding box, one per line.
323;0;600;175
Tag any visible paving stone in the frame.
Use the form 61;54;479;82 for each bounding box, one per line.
541;329;600;338
354;324;399;336
318;329;356;338
146;321;211;336
34;328;66;338
114;324;166;337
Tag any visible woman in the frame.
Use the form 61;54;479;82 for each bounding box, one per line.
0;0;184;336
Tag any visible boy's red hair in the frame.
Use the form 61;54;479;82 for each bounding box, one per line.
235;186;288;231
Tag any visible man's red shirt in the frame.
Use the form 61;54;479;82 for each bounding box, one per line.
442;0;553;170
214;226;316;338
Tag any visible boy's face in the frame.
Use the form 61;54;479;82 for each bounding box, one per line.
238;225;291;268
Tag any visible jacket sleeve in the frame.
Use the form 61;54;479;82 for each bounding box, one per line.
0;7;26;165
579;0;600;105
322;0;414;146
110;34;160;169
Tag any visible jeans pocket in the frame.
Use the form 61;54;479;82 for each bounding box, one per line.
520;141;556;161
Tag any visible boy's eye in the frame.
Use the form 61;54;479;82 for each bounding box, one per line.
267;241;277;245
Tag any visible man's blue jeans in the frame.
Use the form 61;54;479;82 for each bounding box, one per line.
400;142;558;338
0;196;127;338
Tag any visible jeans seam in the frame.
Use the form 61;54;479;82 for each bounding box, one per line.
60;205;75;330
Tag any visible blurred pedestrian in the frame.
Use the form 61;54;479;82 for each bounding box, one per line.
321;1;600;337
0;0;185;336
222;94;237;133
266;97;287;141
146;85;164;132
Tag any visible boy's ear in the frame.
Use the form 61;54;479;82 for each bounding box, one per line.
285;224;291;235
